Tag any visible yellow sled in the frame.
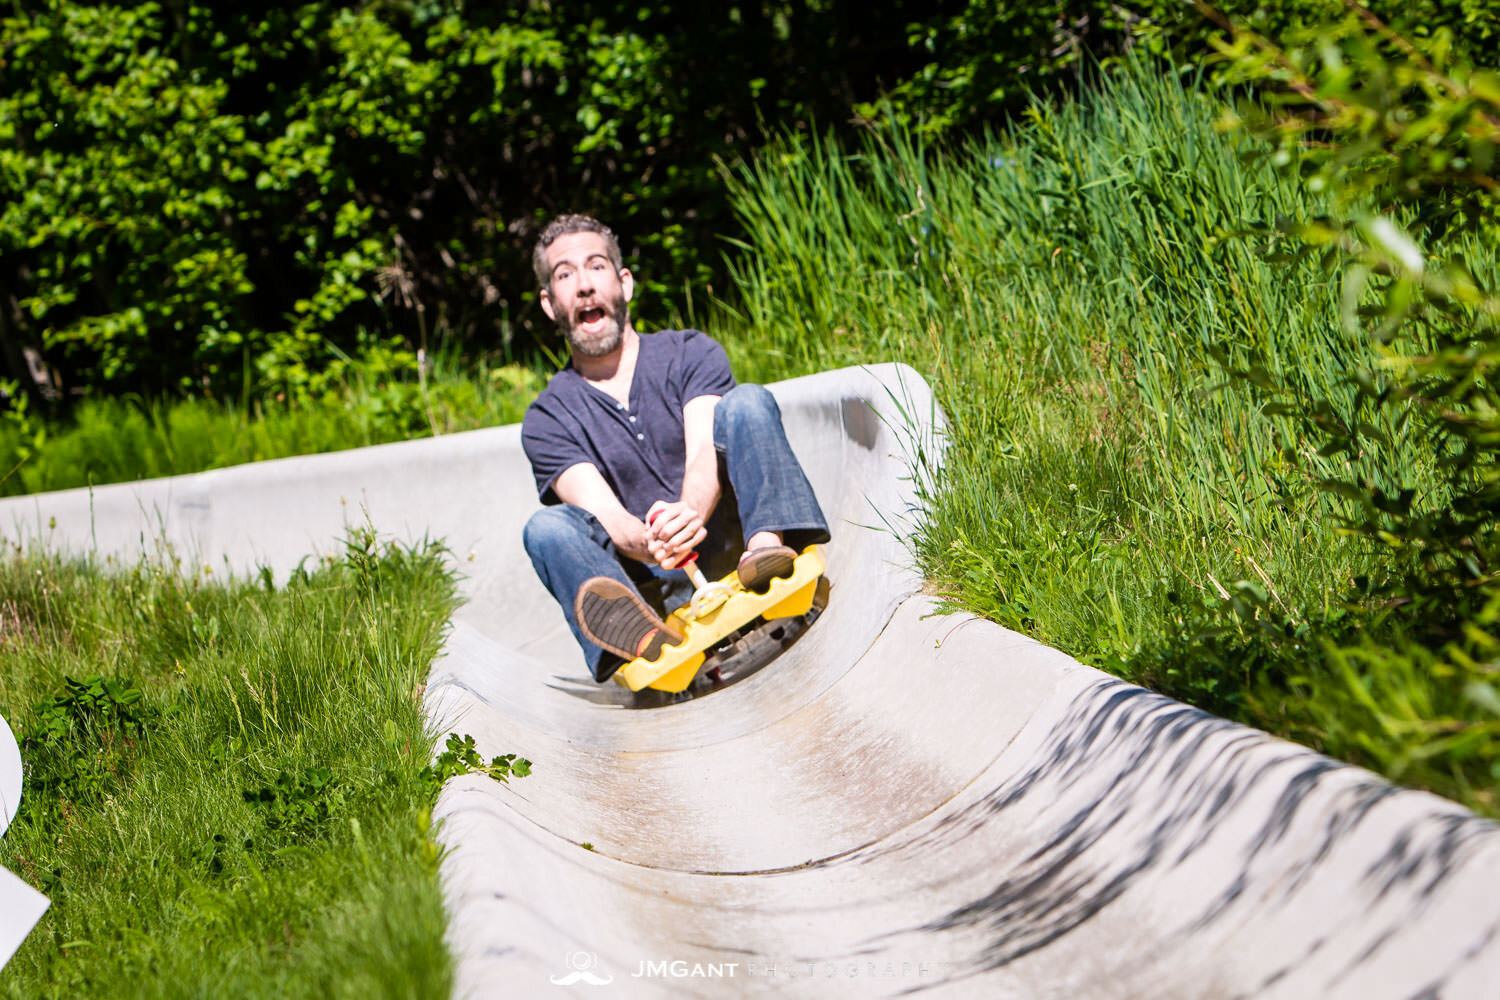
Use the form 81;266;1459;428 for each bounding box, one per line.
614;545;826;693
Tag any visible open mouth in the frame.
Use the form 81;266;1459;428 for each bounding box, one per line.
577;305;606;327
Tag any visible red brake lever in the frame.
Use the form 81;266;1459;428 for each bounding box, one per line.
647;509;727;616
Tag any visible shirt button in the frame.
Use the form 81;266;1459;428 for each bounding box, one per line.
629;415;637;423
637;433;644;440
617;403;624;410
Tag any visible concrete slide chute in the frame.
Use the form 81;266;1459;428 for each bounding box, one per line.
2;364;1498;997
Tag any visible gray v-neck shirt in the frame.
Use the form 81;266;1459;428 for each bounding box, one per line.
521;329;737;518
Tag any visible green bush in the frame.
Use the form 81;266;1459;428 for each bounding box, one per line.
1205;10;1500;809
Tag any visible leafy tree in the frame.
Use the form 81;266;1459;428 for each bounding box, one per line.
2;0;1495;408
868;1;1500;133
0;0;941;400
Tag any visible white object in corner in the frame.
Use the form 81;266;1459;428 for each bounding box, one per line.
0;713;49;972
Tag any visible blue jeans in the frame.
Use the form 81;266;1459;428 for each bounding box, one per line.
523;384;830;682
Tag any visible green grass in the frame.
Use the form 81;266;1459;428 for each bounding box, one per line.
720;61;1392;663
0;528;460;998
1;349;544;497
716;60;1497;814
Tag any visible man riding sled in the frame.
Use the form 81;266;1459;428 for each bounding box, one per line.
521;214;830;683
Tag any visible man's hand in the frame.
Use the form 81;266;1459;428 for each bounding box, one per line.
645;499;706;570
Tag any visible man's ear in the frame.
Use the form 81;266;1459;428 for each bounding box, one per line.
539;286;556;322
620;267;634;302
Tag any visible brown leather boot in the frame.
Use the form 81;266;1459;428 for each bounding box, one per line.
575;577;683;661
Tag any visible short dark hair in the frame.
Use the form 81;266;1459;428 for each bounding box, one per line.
532;215;622;290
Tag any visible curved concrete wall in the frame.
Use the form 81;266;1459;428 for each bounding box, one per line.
2;364;1497;997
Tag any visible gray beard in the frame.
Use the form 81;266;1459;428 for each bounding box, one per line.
562;295;629;358
567;320;623;358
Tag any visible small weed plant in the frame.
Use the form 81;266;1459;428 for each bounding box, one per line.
422;733;532;795
19;675;152;823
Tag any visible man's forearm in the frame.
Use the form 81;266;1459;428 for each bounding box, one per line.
678;394;722;519
552;462;655;563
678;454;720;521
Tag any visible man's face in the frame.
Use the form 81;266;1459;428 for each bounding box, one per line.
539;232;634;359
